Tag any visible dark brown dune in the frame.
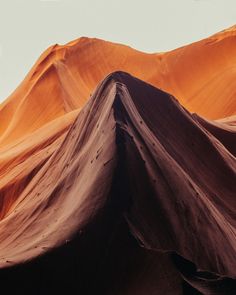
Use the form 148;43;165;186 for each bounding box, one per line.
0;72;235;294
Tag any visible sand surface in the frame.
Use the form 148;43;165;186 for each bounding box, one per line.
0;27;235;294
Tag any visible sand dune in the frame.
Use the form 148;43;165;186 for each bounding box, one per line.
0;27;235;294
1;25;236;147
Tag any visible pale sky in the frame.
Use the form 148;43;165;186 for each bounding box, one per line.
0;0;235;102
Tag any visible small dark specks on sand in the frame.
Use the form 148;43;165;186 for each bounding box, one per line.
96;155;99;160
97;124;99;128
140;120;143;124
103;158;113;166
91;160;93;164
140;146;143;150
152;143;155;146
97;147;103;154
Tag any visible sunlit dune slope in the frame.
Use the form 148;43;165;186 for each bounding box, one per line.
0;25;236;147
0;72;235;294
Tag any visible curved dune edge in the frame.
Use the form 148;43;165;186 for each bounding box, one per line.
0;72;235;294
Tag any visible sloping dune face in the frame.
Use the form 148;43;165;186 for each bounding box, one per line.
0;72;235;294
0;26;236;294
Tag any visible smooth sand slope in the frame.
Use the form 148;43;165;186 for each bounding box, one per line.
0;27;235;294
0;25;236;147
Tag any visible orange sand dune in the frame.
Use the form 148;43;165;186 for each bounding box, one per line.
0;26;236;294
1;25;236;147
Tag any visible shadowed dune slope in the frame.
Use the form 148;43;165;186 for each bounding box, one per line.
0;72;235;294
0;25;236;148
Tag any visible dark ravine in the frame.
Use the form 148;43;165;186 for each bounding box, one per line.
0;72;235;294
